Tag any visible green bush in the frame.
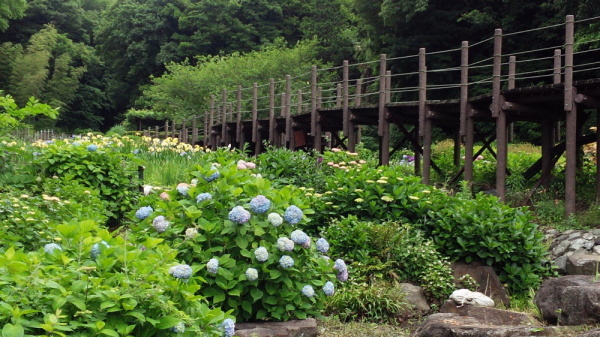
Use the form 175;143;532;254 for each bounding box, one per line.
257;147;327;189
0;220;231;336
34;139;141;225
323;216;454;300
130;160;342;322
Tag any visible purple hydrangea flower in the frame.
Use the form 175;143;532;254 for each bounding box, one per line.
228;206;251;224
301;238;311;249
44;243;62;253
254;247;269;262
316;238;330;253
302;285;315;297
169;264;193;280
152;215;170;233
249;195;271;213
87;144;98;151
276;237;295;252
267;213;283;227
221;318;235;337
135;206;153;220
290;230;309;245
245;268;258;281
196;192;212;203
337;269;349;282
323;281;335;296
207;258;219;275
279;255;294;268
283;205;303;224
333;259;347;273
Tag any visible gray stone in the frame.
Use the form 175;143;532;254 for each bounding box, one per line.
592;229;600;236
582;232;594;240
570;239;588;251
569;232;584;241
552;241;570;257
563;230;576;236
439;300;536;326
593;246;600;255
534;275;599;325
554;256;568;274
565;255;600;275
451;261;510;307
235;319;317;337
400;283;430;312
413;312;557;337
576;328;600;337
584;240;595;250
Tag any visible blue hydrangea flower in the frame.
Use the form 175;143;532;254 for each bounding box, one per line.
176;183;189;196
72;141;81;146
279;255;294;268
302;285;315;297
44;243;62;253
87;144;98;151
316;238;330;253
204;165;221;182
276;237;295;252
169;264;193;280
337;269;348;282
196;192;212;203
91;241;110;259
152;215;170;233
45;140;54;144
290;230;309;245
207;258;219;275
254;247;269;262
169;322;185;333
135;206;153;220
323;281;335;296
301;238;311;249
267;213;283;227
221;318;235;337
283;205;303;224
245;268;258;281
228;206;251;224
131;149;140;154
333;259;347;273
249;195;271;213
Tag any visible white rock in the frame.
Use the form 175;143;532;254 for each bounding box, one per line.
450;289;495;307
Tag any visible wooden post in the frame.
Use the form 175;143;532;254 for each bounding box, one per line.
182;120;187;143
336;83;342;107
285;74;292;145
295;89;302;150
564;15;576;216
493;28;507;202
385;70;391;103
311;65;321;151
172;120;177;139
236;85;243;150
221;90;227;146
164;121;169;139
419;48;431;183
269;78;275;144
507;55;516;143
252;83;259;153
343;60;349;137
154;126;159;139
192;117;198;145
378;54;389;165
461;41;474;183
282;93;289;148
209;95;215;149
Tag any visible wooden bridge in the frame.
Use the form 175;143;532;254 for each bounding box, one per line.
142;15;600;217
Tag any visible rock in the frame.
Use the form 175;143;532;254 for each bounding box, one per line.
450;289;495;307
552;241;570;257
554;256;568;274
534;275;600;325
451;261;510;307
565;255;600;275
412;312;557;337
400;283;430;312
576;328;600;337
234;319;317;337
569;239;589;251
439;300;536;326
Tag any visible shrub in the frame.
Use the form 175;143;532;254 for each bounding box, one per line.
257;147;327;189
129;160;343;322
0;219;232;336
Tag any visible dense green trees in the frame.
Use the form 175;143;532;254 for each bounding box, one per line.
0;0;27;31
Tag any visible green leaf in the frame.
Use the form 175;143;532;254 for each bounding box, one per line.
250;288;263;302
99;329;119;337
241;300;252;314
235;235;248;249
156;316;181;329
2;323;24;337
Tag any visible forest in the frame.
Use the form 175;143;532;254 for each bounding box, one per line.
1;0;599;133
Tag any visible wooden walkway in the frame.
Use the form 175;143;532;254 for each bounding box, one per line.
143;15;600;216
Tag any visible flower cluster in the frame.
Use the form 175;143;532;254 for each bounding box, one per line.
176;183;189;196
316;238;330;253
267;213;283;227
44;243;62;253
169;264;193;280
90;241;110;259
279;255;294;268
250;195;271;213
236;160;256;170
245;268;258;281
276;237;295;251
290;230;309;245
152;215;170;233
228;206;251;224
205;165;221;182
333;259;348;282
221;319;235;337
196;192;212;203
169;322;186;333
185;228;198;239
323;281;335;296
254;247;269;262
207;258;219;275
283;205;303;224
135;206;153;220
86;144;98;152
301;285;315;298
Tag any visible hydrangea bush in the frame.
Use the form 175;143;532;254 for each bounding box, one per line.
131;160;342;322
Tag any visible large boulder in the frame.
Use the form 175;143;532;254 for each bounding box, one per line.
451;261;510;307
534;275;600;325
400;283;430;313
413;312;557;337
439;300;536;326
234;319;317;337
565;255;600;275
